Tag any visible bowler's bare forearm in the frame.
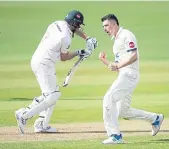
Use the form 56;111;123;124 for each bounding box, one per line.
101;58;111;66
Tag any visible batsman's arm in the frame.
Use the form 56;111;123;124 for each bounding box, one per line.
60;49;89;61
75;28;88;40
60;51;78;61
60;36;88;61
75;29;98;52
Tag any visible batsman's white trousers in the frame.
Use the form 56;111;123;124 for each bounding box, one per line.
103;68;157;136
22;61;60;126
31;61;58;93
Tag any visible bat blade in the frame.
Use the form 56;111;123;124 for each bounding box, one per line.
62;56;85;87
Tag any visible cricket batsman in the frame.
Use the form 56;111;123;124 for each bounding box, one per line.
15;10;98;134
99;14;164;144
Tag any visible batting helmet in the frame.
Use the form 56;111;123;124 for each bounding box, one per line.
65;10;85;28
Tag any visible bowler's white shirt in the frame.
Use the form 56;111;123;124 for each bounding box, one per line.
31;21;72;66
113;27;139;70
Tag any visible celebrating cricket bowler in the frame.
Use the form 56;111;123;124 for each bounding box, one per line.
99;14;164;144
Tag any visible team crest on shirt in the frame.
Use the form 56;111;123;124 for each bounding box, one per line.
129;42;135;48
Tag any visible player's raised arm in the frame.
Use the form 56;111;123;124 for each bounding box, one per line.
99;52;110;66
116;50;138;69
75;28;88;40
116;33;138;69
75;28;98;52
99;52;118;71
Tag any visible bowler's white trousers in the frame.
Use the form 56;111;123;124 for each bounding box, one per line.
103;68;157;136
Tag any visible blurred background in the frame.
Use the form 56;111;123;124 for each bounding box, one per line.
0;1;169;126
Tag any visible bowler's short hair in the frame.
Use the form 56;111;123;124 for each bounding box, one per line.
101;14;119;26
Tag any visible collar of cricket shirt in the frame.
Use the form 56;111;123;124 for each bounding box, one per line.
111;26;123;40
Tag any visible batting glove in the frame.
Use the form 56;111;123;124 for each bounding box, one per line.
86;37;98;52
76;49;92;58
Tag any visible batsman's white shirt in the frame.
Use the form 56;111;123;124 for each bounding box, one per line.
31;21;72;93
32;21;72;66
113;27;139;71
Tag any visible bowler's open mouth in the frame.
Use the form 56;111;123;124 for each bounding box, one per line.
107;31;111;36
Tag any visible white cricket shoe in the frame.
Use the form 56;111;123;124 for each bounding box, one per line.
34;119;57;133
102;134;123;144
34;126;57;133
152;114;164;136
15;108;27;134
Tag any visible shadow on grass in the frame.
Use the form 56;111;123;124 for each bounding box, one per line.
54;130;169;134
4;98;101;101
133;139;169;145
150;139;169;143
9;98;32;101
